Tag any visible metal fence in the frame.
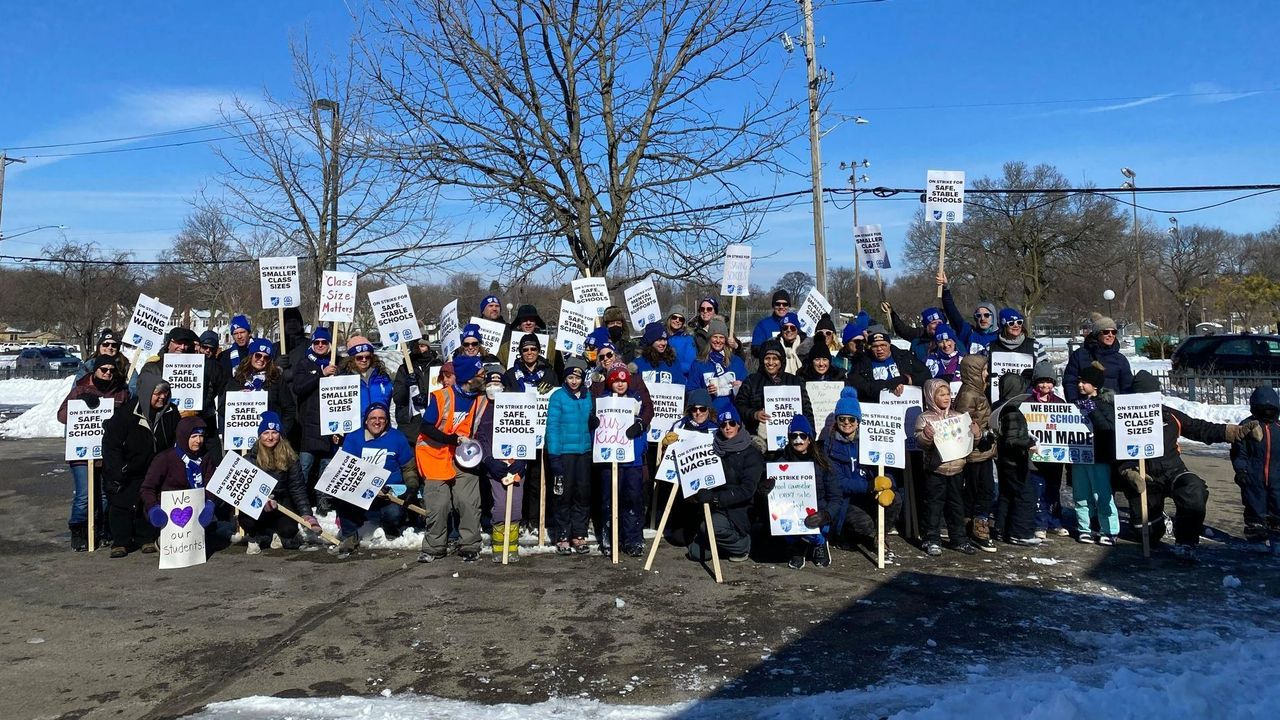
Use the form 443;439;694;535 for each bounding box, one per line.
1151;369;1280;405
0;366;77;381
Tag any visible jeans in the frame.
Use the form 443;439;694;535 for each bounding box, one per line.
68;462;107;527
1072;463;1119;536
1034;465;1066;531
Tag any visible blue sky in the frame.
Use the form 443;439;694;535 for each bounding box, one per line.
2;0;1277;290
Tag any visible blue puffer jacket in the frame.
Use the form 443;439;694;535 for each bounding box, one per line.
632;355;686;386
667;331;697;379
1231;387;1280;487
941;288;999;354
354;369;394;417
546;384;593;455
1062;339;1133;401
687;355;749;394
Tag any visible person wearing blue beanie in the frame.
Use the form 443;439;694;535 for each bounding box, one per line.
778;413;840;569
822;387;900;553
336;401;420;550
479;295;503;321
925;323;964;382
881;298;945;361
240;409;318;554
684;396;760;564
834;386;862;420
257;410;283;436
835;311;872;375
219;314;256;373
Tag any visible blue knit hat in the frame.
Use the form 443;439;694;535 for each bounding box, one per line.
787;414;814;436
921;307;944;326
585;326;612;349
715;400;741;426
999;307;1025;327
460;323;483;343
686;388;713;410
834;386;862;420
230;314;251;333
248;338;274;356
642;322;668;346
934;323;957;344
780;311;801;329
480;295;501;315
312;326;332;343
843;311;871;344
453;356;482;384
257;410;282;435
699;296;719;314
364;401;390;421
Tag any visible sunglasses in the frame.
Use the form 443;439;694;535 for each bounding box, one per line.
669;316;685;323
252;352;271;360
975;312;993;319
699;306;715;312
720;419;740;428
1004;319;1024;327
599;351;615;360
836;415;858;424
782;324;798;332
101;342;120;349
691;405;709;413
354;353;373;361
789;432;810;441
520;345;539;352
96;366;115;374
773;302;790;308
312;339;330;346
461;341;481;348
1098;329;1117;336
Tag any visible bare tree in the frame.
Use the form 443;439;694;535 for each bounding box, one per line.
1153;223;1233;335
775;271;814;304
34;241;140;350
160;200;261;317
364;0;796;285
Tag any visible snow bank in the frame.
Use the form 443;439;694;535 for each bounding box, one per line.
0;377;69;406
0;376;73;439
1163;396;1250;425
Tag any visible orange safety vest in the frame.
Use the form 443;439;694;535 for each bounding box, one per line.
416;386;489;481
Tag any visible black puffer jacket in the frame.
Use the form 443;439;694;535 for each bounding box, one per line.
224;371;296;439
246;446;312;514
101;373;181;506
847;346;928;402
734;370;813;438
709;433;765;534
291;353;337;455
393;346;441;443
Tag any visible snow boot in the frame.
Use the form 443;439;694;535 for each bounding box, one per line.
246;541;262;555
69;524;88;553
924;541;943;557
1170;543;1198;565
1244;524;1270;554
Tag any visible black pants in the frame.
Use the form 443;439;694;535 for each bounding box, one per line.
520;454;544;526
1117;469;1208;546
240;496;304;544
923;471;966;544
840;491;903;541
994;458;1036;541
550;452;592;541
107;477;157;549
964;459;995;519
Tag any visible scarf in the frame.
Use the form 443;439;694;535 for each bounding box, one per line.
306;350;331;369
1077;395;1098;417
781;338;802;375
177;449;204;488
708;348;727;370
243;371;267;391
714;428;753;455
996;333;1023;351
512;362;546;389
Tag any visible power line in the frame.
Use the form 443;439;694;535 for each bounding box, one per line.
834;87;1279;113
1;108;298;151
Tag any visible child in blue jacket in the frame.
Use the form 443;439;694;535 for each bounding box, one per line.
546;358;595;555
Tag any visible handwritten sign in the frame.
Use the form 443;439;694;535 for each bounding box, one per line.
123;293;173;353
206;452;278;520
318;270;357;323
223;391;268;451
319;375;360;435
767;462;819;536
720;244;752;297
1114;392;1164;460
368;284;420;344
64;399;114;461
158;489;206;570
259;256;301;309
804;381;844;439
163;353;205;412
932;412;974;463
592;395;637;463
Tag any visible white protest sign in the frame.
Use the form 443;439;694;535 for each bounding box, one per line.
158;489;206;570
223;391;268;451
720;244;752;297
805;381;844;439
1023;402;1094;464
879;385;924;451
926;170;965;223
1114;392;1164;460
123;293;173;353
64;400;114;462
206;452;278;520
259;256;301;309
623;278;662;331
674;433;726;495
646;382;685;443
932;412;974;463
163;353;205;412
796;288;833;336
654;429;700;484
467;316;507;357
533;389;552;450
315;449;391;510
702;368;736;398
858;403;907;469
989;352;1034;401
318;270;358;323
763;385;804;451
766;462;820;536
368;284;420;344
438;299;461;359
854;224;891;269
556;299;592;356
319;375;361;435
592;395;637;463
572;277;611;319
505;333;549;369
493;392;539;460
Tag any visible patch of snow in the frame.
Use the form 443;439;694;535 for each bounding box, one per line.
1030;557;1062;566
0;376;74;438
0;377;70;405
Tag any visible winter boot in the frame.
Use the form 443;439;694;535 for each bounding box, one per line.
971;516;996;553
1244;524;1270;553
1170;543;1198;565
69;524;88;552
788;551;806;570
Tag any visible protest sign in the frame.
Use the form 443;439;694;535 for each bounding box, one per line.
158;489;206;570
592;396;637;463
674;433;725;496
533;389;551;449
505;332;549;369
702;368;736;398
467;316;507;357
989;352;1035;400
854;224;891;269
926;170;965;223
763;385;804;451
163;353;205;412
206;452;278;520
858;403;907;469
556;299;592;356
796;288;833;336
319;375;361;434
1022;402;1094;464
493;392;539;460
622;278;662;331
438;299;461;359
318;270;357;323
64;399;114;461
315;450;391;510
805;381;844;438
766;462;819;536
1114;392;1164;460
720;244;752;297
571;277;611;319
368;284;420;344
932;412;975;463
123;293;173;353
646;382;685;443
654;430;698;484
259;256;301;309
223;391;268;451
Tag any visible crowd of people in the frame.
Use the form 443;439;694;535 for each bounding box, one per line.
55;275;1278;569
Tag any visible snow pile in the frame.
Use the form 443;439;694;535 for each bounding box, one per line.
0;377;71;406
0;376;73;439
1163;396;1250;425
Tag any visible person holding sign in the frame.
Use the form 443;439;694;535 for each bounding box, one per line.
1028;362;1070;538
992;373;1042;547
882;303;945;362
588;366;652;557
925;325;964;383
936;272;1000;355
847;328;927;403
825;389;902;553
393;337;444;445
140;416;216;541
735;340;811;452
685;403;761;563
631;324;685;386
954;354;997;552
687;319;746;398
474;366;530;562
225;338;296;437
292;327;340;499
832;311;871;375
914;379;981;557
102;374;180;558
771;415;839;570
690;296;743;359
136;328;222;435
218;314;257;374
342;336;393;417
988;307;1048;370
503;334;557;393
339;403;420;544
1071;364;1120;546
546;358;595;555
242;411;320;554
58;354;130;551
501;304;548;367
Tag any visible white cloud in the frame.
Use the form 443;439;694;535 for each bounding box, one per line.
1082;94;1174;113
1188;81;1264;104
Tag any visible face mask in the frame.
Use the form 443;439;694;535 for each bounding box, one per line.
485;384;502;399
608;326;624;341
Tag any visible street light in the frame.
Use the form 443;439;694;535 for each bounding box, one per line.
1103;288;1115;318
0;224;66;241
1120;167;1144;341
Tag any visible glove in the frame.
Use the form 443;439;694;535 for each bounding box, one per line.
302;514;322;532
662;432;680;446
83;394;101;409
803;509;831;529
547;454;565;477
696;489;716;506
588;414;600;431
1234;472;1249;488
976;431;995;452
625;420;645;439
1241;419;1263;441
873;475;893;492
1225;424;1247;443
876;488;896;508
398;489;418;505
197;502;215;527
147;506;168;528
1121;468;1149;494
536;381;554;395
443;433;460;446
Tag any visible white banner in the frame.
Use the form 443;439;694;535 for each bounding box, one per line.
163;353;205;412
675;432;726;496
796;288;833;336
1022;402;1094;464
492;392;539;460
854;224;891;269
623;278;662;331
804;381;844;439
368;284;420;344
206;452;278;520
926;169;965;223
646;382;685;443
315;449;391;510
766;462;820;536
64;399;114;462
592;395;638;463
123;293;173;353
223;390;268;451
555;299;592;356
259;256;301;310
932;412;974;463
505;333;549;369
720;243;752;297
1114;392;1164;460
318;270;358;323
158;489;206;570
858;403;907;469
438;299;461;359
989;352;1035;401
763;385;804;451
571;277;611;319
319;375;361;435
468;316;507;357
702;368;736;398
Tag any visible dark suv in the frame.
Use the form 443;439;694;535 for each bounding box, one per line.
1171;333;1280;373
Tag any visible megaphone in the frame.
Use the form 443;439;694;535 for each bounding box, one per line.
455;437;483;469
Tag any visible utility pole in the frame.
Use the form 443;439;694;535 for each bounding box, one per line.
0;153;29;235
801;0;827;295
312;99;341;274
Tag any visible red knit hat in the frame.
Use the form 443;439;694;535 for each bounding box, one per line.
608;367;630;384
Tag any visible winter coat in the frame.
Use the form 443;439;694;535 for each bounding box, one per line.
709;434;764;535
750;315;792;359
546;384;594;456
224;370;296;439
139;417;215;511
246;446;311;514
986;332;1048;371
137;353;224;427
824;430;873;496
1062;339;1133;402
994;373;1036;478
666;330;697;379
1075;388;1118;463
847;346;928;403
503;357;558;393
941;288;1000;354
690;314;747;360
58;373;130;427
1231;387;1280;487
1116;403;1227;480
632;354;686;386
914;378;978;477
687;354;749;397
291;352;337;455
340;425;420;489
101;374;181;505
734;370;813;438
925;349;964;382
953;355;995;463
778;446;841;520
393;362;436;444
350;367;393;418
889;309;934;361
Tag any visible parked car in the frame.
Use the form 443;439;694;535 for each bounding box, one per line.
0;351;19;370
1171;333;1280;373
15;347;80;373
